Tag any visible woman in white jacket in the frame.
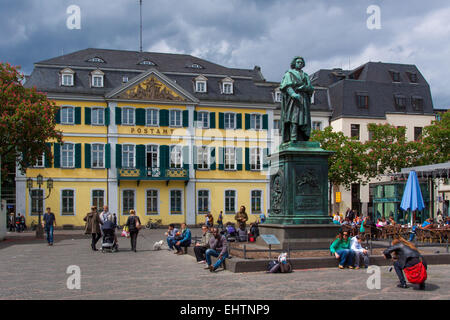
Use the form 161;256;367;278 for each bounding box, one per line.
350;235;370;269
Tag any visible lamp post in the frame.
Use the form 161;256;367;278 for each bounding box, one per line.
27;174;53;239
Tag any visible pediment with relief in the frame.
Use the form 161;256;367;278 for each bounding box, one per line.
117;76;186;101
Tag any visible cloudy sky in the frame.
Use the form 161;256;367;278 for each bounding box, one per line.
1;0;449;108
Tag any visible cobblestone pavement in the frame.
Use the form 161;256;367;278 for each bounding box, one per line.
1;229;449;300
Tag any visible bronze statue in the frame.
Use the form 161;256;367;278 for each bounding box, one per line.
280;56;314;142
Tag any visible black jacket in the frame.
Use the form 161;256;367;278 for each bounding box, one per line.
383;243;424;269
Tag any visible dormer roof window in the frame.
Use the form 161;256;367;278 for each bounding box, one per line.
90;69;104;88
221;77;234;95
390;70;401;82
138;60;156;66
87;57;105;63
194;75;208;93
189;63;204;69
408;72;418;83
60;68;75;86
274;88;281;102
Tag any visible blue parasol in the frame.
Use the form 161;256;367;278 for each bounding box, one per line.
400;170;425;225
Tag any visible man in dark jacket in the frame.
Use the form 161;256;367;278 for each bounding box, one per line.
84;206;103;251
205;227;229;272
383;237;427;289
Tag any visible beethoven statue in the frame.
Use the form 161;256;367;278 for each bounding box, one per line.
280;56;314;143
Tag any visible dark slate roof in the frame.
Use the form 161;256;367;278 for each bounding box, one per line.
311;62;434;120
25;48;276;104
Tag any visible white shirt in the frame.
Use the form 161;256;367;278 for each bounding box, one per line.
350;236;365;253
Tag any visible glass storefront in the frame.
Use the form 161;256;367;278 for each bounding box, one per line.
370;181;430;224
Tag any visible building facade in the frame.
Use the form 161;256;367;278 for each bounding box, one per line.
19;48;279;227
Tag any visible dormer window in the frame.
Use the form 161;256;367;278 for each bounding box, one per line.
408;72;418;83
60;68;74;86
221;77;234;95
390;70;401;82
356;92;369;108
87;57;105;63
274;89;281;102
122;76;129;83
412;96;424;111
194;75;208;93
138;60;156;66
394;94;407;110
90;69;104;88
190;63;204;69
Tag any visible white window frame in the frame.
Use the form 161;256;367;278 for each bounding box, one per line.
122;107;135;126
146;108;159;127
222;82;233;94
61;143;75;168
197;146;209;170
195;80;207;93
122;144;136;169
250;113;263;130
91;143;105;169
169;145;183;169
29;188;45;216
224;147;237;171
169;109;182;128
250;147;262;171
91;189;106;209
60;106;75;125
224;189;237;215
197;111;209;129
146;144;159;168
92;75;104;88
224;112;236;130
169;189;184;215
91;107;105;126
274;90;282;102
250;189;263;214
33;153;45;168
61;73;74;86
61;189;76;216
145;189;159;215
197;189;210;214
121;189;136;215
312;121;322;131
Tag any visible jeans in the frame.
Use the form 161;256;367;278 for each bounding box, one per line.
205;249;229;269
354;251;370;267
336;249;354;267
130;230;139;251
167;238;176;250
174;240;191;252
45;225;54;244
394;261;407;285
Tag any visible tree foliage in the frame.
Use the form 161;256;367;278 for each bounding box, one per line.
419;111;450;165
0;62;62;175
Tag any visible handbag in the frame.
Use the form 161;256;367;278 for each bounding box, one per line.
121;226;130;238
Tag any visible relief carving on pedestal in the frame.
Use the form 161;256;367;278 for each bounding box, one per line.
270;170;284;215
296;168;321;195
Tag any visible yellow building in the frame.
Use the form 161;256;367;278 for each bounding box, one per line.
19;48;278;227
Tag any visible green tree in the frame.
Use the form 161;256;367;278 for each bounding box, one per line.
0;62;62;176
419;111;450;165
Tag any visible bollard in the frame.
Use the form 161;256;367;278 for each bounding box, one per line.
243;244;247;259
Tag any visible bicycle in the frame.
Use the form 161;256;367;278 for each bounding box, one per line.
146;218;162;229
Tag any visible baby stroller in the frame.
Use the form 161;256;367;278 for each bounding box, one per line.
101;220;119;253
224;224;237;242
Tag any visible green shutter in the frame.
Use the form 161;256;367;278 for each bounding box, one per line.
263;114;268;130
236;148;242;171
160;145;169;170
210;147;216;170
183;145;190;170
115;107;122;125
219;112;224;129
236;113;242;129
209;112;216;128
218;147;224;170
75;107;81;125
263;148;270;169
105;144;111;169
182;110;189;127
160;109;169;126
53;143;60;168
193;145;197;170
116;144;122;169
245;114;250;130
75;143;82;168
85;107;91;125
136;108;145;126
55;107;61;124
44;143;52;168
136;145;146;168
105;107;110;126
194;111;198;122
245;147;250;171
85;144;91;168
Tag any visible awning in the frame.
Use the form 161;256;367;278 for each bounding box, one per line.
388;162;450;179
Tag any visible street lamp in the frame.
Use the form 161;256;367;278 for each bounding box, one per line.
27;174;53;239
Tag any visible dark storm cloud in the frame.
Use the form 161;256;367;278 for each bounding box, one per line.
0;0;449;107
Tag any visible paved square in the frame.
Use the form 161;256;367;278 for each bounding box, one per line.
1;229;449;300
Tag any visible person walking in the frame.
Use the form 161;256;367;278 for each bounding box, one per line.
8;213;15;232
84;206;103;251
383;237;427;290
125;209;141;252
42;207;56;246
217;211;224;230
